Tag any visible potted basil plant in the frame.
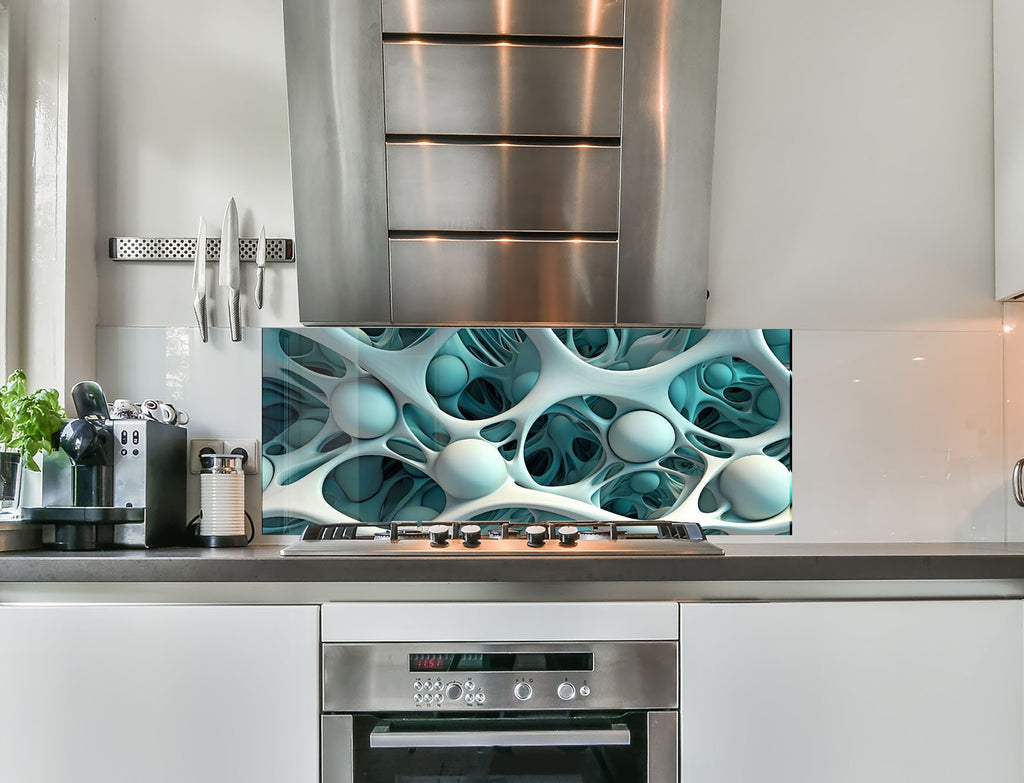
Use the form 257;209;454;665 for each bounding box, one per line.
0;370;65;515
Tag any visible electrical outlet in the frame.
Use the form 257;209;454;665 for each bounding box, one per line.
223;438;260;475
189;439;224;474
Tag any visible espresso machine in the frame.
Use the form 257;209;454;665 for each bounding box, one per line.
22;381;187;550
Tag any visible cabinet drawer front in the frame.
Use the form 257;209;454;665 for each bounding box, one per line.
386;143;621;232
382;0;625;37
390;239;617;323
384;42;623;137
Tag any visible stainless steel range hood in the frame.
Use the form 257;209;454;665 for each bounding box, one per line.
283;0;721;326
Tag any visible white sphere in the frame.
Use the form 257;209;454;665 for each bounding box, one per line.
718;455;791;521
434;440;508;499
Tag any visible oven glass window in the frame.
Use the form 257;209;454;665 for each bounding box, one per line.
348;713;647;783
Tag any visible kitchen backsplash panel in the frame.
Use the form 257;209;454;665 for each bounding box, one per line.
261;328;793;535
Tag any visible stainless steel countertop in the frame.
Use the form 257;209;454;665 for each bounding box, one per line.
2;542;1024;584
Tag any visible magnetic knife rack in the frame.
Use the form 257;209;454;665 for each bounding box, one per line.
108;237;295;263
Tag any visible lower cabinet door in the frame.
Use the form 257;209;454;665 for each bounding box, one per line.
680;600;1023;783
0;604;319;783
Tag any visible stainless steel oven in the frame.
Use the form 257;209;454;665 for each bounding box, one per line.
321;641;678;782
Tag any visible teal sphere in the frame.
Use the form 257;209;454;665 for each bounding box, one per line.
330;379;398;439
668;375;688;411
426;355;470;398
718;455;791;521
608;410;676;463
629;470;661;494
546;414;576;443
704;361;733;389
334;457;384;502
755;387;782;420
435;440;508;499
392;504;439;523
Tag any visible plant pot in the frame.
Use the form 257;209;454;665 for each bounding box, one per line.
0;451;23;517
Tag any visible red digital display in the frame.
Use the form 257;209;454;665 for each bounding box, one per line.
410;654;454;672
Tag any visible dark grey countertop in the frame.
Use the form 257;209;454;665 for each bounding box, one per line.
3;541;1024;583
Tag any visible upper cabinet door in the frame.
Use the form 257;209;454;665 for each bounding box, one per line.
996;0;1024;300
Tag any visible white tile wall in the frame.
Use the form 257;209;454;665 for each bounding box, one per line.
793;330;1004;541
1003;303;1024;540
95;326;266;535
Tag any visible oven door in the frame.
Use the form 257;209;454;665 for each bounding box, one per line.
323;711;677;783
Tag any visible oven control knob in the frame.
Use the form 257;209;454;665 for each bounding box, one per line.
513;682;533;701
557;525;579;546
445;682;464;701
428;524;450;547
525;524;547;548
557;682;576;701
461;524;482;548
579;685;591;697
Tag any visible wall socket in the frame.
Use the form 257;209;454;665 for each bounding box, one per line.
188;438;260;475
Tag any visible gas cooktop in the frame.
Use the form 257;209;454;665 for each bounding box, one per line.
280;521;723;557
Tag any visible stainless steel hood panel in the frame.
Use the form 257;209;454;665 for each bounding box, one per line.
284;0;720;327
390;238;617;324
618;0;721;325
283;0;391;325
381;0;625;37
386;143;622;232
383;42;624;137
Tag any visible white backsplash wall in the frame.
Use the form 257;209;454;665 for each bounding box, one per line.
1003;302;1024;541
95;326;1007;543
95;327;270;541
89;0;1006;542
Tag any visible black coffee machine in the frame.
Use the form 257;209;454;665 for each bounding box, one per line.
22;381;187;550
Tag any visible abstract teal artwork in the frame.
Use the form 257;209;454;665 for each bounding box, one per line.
262;328;792;535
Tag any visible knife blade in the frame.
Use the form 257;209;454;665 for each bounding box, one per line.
192;217;209;342
219;197;241;342
254;224;266;310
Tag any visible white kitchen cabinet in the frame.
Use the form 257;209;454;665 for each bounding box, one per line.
0;604;319;783
996;0;1024;299
679;601;1023;783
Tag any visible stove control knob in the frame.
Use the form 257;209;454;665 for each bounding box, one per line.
557;682;576;701
525;524;547;548
461;524;482;548
514;682;533;701
428;524;450;547
557;525;579;546
445;682;464;701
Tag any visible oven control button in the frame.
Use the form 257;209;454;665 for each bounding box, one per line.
414;694;423;705
446;682;464;701
434;693;443;704
579;685;591;697
557;525;579;546
465;694;473;705
557;682;576;701
513;682;533;701
461;524;482;547
525;524;547;547
428;524;450;547
465;680;476;691
413;680;423;691
474;692;486;705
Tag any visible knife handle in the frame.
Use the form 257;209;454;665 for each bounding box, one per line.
255;267;265;310
228;289;241;342
193;294;209;343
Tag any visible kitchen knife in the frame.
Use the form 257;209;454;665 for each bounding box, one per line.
219;197;241;342
192;217;209;342
254;224;266;310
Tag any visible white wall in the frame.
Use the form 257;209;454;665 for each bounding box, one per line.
90;0;1004;541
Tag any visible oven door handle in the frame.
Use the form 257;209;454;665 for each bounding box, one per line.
369;723;632;749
